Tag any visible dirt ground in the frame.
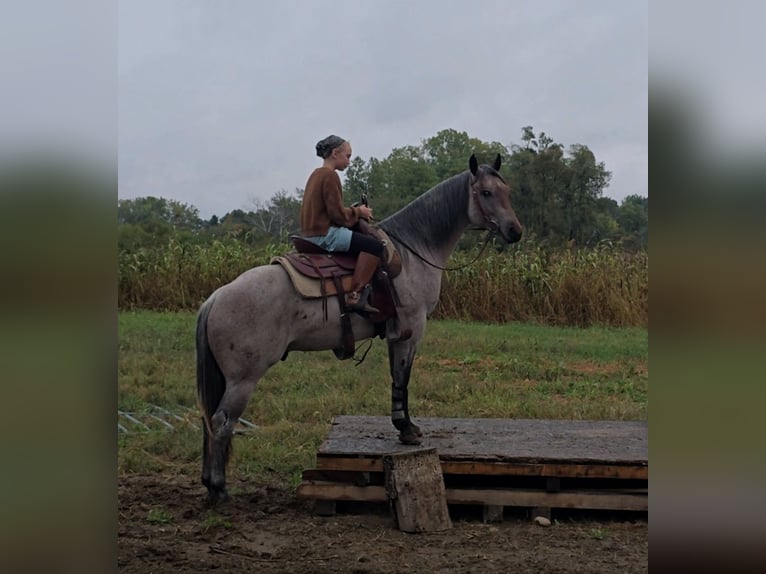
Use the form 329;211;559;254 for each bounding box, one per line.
118;474;647;573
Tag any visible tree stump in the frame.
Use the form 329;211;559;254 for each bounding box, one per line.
383;448;452;533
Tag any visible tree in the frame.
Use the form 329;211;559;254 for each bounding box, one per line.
507;128;613;246
118;196;201;229
118;196;202;250
508;132;567;243
344;156;369;200
365;147;438;219
422;129;507;181
563;144;613;244
248;188;303;241
618;194;648;249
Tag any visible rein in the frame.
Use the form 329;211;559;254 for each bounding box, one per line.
385;224;498;272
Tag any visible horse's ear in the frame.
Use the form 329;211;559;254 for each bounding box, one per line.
493;154;502;171
469;154;478;175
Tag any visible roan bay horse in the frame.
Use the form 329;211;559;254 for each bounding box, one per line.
197;153;522;503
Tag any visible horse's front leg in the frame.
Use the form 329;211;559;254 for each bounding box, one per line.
387;338;423;445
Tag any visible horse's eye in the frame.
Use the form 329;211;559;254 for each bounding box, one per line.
482;190;492;197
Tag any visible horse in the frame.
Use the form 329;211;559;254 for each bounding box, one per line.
196;153;522;504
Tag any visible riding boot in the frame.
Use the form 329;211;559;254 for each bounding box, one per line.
346;252;381;314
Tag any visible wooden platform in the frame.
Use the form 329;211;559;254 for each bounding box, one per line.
297;416;648;519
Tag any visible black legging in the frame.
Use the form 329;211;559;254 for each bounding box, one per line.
348;231;384;258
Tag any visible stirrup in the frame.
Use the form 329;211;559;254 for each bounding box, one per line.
346;285;379;314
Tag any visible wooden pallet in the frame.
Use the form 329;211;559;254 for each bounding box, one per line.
297;416;648;519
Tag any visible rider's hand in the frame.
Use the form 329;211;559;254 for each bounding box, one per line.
358;205;373;220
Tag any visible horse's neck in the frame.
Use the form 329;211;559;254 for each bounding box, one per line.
428;215;469;267
383;172;471;267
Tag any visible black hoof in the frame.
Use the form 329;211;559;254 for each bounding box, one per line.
398;426;422;445
206;488;230;506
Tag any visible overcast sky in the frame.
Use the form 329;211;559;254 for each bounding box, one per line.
118;1;648;219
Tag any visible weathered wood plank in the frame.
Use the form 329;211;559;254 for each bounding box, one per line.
297;481;648;511
315;457;648;480
383;448;452;532
448;488;648;511
301;469;375;485
297;482;384;503
316;456;383;472
319;416;647;465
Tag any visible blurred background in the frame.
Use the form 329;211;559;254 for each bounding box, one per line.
650;2;766;571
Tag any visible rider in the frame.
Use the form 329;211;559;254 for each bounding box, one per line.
300;134;384;314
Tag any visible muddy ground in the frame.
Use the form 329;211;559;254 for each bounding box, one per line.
118;474;647;573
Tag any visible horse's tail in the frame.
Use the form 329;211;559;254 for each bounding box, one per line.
196;294;225;433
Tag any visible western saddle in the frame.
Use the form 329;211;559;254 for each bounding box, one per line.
270;227;402;360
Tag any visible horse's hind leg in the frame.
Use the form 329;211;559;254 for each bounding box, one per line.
206;380;257;505
201;418;211;489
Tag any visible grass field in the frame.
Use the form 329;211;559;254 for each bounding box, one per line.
118;311;647;489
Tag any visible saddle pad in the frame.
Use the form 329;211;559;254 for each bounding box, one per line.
271;256;354;299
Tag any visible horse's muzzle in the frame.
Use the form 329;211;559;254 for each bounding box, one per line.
500;223;522;244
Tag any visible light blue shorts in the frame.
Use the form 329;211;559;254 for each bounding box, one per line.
304;226;353;252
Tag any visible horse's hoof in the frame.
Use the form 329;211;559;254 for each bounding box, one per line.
399;427;422;445
206;489;230;507
410;422;423;437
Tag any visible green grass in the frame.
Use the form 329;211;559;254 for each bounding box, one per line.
146;507;174;524
589;527;608;540
118;311;647;487
200;513;233;532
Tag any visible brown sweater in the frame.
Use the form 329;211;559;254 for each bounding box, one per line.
300;167;361;236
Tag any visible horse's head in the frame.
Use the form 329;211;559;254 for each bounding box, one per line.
468;154;523;243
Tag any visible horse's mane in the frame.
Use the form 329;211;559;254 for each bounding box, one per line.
378;170;471;252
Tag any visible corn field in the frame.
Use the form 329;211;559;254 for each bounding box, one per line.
119;238;647;327
436;244;647;326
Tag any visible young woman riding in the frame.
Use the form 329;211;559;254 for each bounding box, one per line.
299;134;384;313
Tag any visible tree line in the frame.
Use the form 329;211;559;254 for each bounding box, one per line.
118;127;647;252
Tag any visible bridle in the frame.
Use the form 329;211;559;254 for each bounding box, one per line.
471;184;501;235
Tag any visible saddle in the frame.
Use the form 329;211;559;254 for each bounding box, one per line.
270;227;403;360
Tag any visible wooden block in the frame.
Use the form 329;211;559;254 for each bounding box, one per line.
383;448;452;533
483;505;504;523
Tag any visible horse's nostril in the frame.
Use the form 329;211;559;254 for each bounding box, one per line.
502;224;522;243
506;228;522;243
